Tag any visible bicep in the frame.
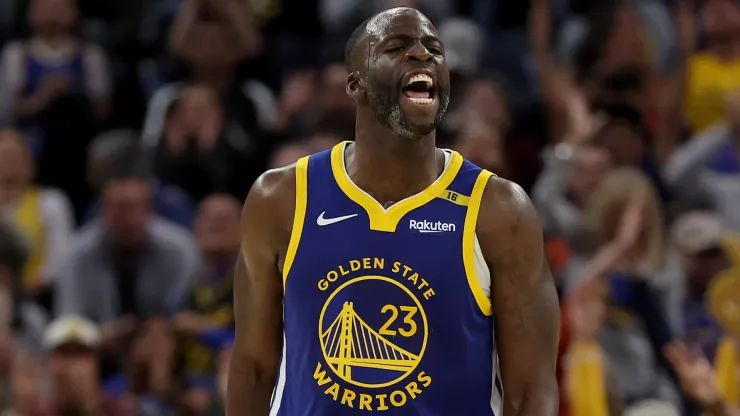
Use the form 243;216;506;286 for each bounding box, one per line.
480;182;560;385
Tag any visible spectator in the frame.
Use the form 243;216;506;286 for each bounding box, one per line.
562;278;622;416
168;0;261;72
31;316;136;416
142;0;270;185
0;0;113;217
664;91;740;231
567;168;683;408
445;72;510;139
55;169;197;401
84;130;196;229
684;0;740;133
592;114;671;202
671;212;735;362
532;140;614;255
270;70;318;136
319;62;354;113
55;170;199;326
2;0;740;412
174;194;240;414
454;116;509;178
0;129;74;304
153;85;254;202
0;0;111;124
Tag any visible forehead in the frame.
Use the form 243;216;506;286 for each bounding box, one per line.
367;9;436;44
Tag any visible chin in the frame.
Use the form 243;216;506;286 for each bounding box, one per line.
390;116;437;140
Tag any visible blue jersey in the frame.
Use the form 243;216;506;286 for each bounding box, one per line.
271;142;502;416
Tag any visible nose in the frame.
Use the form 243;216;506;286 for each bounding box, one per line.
405;42;433;64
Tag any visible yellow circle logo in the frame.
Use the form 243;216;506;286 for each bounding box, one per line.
318;276;428;389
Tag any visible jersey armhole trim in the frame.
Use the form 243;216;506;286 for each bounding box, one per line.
282;156;310;291
463;169;494;316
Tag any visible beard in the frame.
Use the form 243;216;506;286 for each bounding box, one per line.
366;72;450;140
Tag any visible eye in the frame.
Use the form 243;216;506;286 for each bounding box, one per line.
429;47;443;55
387;45;405;53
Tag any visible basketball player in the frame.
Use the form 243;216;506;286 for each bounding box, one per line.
227;8;560;416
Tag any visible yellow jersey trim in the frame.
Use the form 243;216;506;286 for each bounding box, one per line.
463;170;494;316
13;188;45;289
330;141;464;232
283;156;310;290
437;190;470;206
720;232;740;265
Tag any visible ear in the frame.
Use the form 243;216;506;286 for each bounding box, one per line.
346;71;365;100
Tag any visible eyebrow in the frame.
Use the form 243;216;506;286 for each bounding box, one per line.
379;33;441;45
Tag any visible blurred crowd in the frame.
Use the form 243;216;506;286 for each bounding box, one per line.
0;0;739;415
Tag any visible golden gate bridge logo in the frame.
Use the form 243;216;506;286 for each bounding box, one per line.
318;276;428;389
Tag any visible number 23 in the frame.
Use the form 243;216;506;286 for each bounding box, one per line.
379;305;418;337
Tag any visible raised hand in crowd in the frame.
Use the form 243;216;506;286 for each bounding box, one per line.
664;342;740;416
529;0;591;144
581;188;647;282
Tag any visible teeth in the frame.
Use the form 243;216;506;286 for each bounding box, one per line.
405;74;433;88
408;97;434;105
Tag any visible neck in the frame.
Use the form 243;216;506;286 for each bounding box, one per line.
349;115;440;204
36;32;72;46
193;66;234;91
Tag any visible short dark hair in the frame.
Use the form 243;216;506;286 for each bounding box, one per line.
345;17;373;69
0;218;29;280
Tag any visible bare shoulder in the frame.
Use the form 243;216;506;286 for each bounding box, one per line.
475;175;546;290
241;163;300;255
476;175;540;240
247;164;298;209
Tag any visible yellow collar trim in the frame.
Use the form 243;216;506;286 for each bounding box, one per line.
330;141;463;232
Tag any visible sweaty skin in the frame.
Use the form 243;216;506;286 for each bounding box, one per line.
227;7;559;416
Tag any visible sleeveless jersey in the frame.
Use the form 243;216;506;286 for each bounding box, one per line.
271;141;503;416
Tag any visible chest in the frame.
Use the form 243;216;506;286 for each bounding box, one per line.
24;54;86;90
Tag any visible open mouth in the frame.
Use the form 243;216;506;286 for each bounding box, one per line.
401;73;436;105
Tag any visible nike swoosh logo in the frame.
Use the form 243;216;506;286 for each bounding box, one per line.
316;212;359;226
418;230;444;233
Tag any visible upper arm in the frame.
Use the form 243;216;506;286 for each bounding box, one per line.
40;190;75;279
477;177;560;389
233;167;296;371
83;44;111;98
